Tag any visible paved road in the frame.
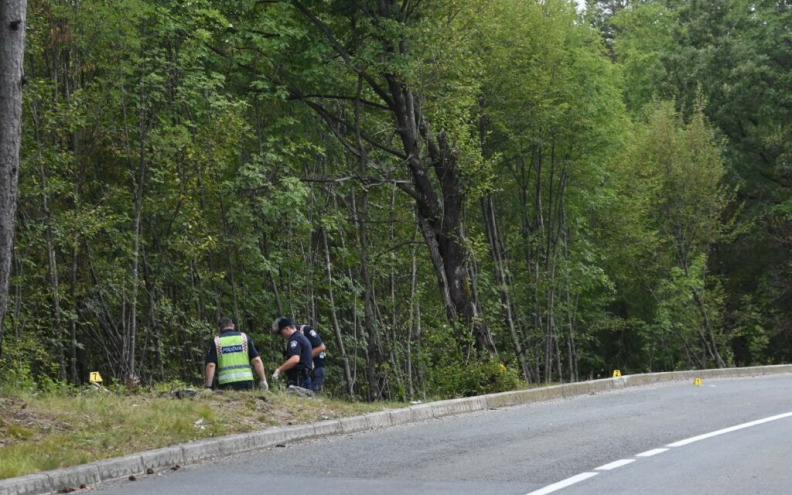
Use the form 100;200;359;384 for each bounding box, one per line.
92;374;792;495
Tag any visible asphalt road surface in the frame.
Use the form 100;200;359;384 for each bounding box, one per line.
93;374;792;495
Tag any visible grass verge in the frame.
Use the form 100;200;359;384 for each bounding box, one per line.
0;384;406;480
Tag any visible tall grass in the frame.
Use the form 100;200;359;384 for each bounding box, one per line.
0;386;402;480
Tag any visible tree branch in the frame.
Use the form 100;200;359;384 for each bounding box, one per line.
296;93;391;111
290;0;395;110
302;99;408;160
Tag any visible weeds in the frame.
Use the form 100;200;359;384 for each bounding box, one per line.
0;385;403;480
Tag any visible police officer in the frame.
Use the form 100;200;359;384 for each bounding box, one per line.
299;323;326;392
271;317;313;390
205;317;269;391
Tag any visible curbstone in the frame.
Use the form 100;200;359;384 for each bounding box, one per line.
312;419;343;437
338;416;369;435
180;438;226;464
93;454;144;482
486;385;565;409
528;385;565;403
431;397;487;417
218;434;259;456
364;411;393;430
561;381;592;398
387;407;414;426
248;425;310;448
139;446;184;471
0;474;50;495
588;378;618;393
484;390;522;409
408;403;435;422
47;464;100;493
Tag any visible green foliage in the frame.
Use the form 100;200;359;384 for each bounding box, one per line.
5;0;790;400
611;3;676;114
420;325;521;398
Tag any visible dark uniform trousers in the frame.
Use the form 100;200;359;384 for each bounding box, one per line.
287;367;313;390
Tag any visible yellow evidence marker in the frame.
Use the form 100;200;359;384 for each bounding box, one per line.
89;371;103;384
612;370;622;377
694;377;703;386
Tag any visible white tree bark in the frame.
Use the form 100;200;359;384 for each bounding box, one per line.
0;0;27;359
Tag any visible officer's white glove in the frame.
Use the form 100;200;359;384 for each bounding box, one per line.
258;380;269;391
272;369;281;380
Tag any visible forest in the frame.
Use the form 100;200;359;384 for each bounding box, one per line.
0;0;789;401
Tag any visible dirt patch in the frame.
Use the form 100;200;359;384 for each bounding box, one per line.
0;398;70;448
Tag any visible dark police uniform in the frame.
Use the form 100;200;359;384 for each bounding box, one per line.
300;324;326;391
205;330;261;390
285;330;314;389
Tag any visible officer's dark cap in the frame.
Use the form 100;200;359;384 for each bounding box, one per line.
272;316;295;334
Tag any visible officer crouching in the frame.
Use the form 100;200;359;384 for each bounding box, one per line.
271;317;313;390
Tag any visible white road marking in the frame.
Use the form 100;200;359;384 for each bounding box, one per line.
667;411;792;447
526;411;792;495
636;448;668;457
596;459;635;470
524;472;599;495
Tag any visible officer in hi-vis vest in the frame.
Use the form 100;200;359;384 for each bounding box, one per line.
205;317;269;391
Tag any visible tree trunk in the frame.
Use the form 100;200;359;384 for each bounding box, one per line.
320;224;354;397
121;81;147;383
291;0;495;355
0;0;26;360
482;195;531;382
394;106;495;354
351;187;385;400
69;242;79;384
41;161;65;379
407;237;418;400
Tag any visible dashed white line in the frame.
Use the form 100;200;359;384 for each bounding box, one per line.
636;448;668;457
524;472;599;495
596;459;635;470
525;411;792;495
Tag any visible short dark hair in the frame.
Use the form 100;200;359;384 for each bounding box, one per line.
272;316;295;334
217;316;234;330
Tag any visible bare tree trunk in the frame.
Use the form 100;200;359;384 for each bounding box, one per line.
566;287;579;382
692;287;725;368
142;245;163;380
0;0;26;360
482;195;531;382
321;224;354;397
120;82;148;383
406;237;418;400
30;97;67;378
69;242;79;384
387;184;405;396
351;187;384;400
41;160;65;378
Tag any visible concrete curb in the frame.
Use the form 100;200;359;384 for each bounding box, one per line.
2;364;791;495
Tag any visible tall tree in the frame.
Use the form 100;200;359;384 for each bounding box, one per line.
0;0;27;359
262;0;498;353
476;0;628;381
611;0;792;364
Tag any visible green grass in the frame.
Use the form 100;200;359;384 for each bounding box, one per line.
0;386;405;480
